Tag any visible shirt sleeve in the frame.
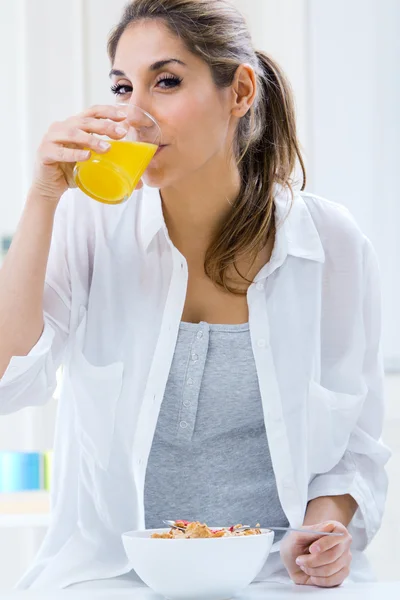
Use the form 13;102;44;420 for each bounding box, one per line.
307;237;391;550
0;191;72;414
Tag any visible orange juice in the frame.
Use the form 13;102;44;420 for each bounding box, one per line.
74;140;157;204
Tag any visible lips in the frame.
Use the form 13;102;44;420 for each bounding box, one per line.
155;145;167;155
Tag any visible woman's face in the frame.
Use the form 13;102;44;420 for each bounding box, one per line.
111;20;242;188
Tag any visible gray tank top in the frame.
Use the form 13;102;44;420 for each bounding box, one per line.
144;320;289;541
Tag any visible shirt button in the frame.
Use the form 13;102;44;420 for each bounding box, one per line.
191;353;198;361
180;421;188;429
183;401;191;408
256;281;264;291
187;378;193;386
197;331;203;339
257;339;267;348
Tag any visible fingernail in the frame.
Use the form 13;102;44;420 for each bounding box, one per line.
117;110;128;118
115;126;128;135
296;558;304;566
310;544;320;554
99;141;111;150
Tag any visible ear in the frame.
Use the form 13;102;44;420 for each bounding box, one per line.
231;63;256;117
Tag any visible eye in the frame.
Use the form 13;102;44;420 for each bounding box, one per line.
110;83;132;96
155;75;182;90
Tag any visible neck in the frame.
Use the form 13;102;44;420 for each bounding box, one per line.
160;156;241;255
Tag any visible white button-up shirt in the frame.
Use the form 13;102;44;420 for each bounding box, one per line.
0;184;391;589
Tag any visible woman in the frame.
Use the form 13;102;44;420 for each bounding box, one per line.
0;0;390;591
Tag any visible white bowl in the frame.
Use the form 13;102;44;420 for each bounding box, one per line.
122;527;274;600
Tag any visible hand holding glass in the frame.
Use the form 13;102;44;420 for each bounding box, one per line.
74;104;161;204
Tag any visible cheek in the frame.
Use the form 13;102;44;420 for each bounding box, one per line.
159;91;227;149
145;89;230;186
162;101;195;139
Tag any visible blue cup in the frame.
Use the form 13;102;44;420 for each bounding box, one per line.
0;451;41;492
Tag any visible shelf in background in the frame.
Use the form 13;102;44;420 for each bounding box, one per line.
0;491;50;528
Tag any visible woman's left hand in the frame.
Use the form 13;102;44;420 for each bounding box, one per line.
280;521;353;587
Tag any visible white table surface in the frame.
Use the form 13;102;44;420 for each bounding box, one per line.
0;581;399;600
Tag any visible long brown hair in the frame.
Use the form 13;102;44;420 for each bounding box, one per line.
108;0;306;294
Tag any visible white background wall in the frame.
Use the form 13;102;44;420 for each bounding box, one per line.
307;0;400;370
0;0;398;589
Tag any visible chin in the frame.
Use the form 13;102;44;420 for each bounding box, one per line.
142;171;166;189
142;167;182;190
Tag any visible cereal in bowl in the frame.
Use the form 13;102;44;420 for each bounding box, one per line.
151;520;262;538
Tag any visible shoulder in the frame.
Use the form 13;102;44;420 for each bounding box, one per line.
300;191;362;240
299;191;369;265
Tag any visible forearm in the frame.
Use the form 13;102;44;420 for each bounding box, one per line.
303;494;358;528
0;189;58;377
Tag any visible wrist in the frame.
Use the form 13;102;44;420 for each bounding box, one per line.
303;494;358;528
26;186;61;212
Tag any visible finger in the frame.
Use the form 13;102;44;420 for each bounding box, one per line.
296;541;347;569
40;145;91;165
288;522;338;555
78;117;129;139
81;104;128;122
288;524;329;547
50;119;128;146
47;128;112;153
294;520;336;539
309;565;350;588
309;530;352;555
299;550;352;578
302;522;349;555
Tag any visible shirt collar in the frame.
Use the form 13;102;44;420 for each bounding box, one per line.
138;185;166;251
139;183;325;264
274;184;325;263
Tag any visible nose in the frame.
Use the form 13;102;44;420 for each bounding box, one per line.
125;92;151;115
117;102;161;145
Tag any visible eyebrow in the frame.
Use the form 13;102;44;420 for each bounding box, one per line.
109;58;186;78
